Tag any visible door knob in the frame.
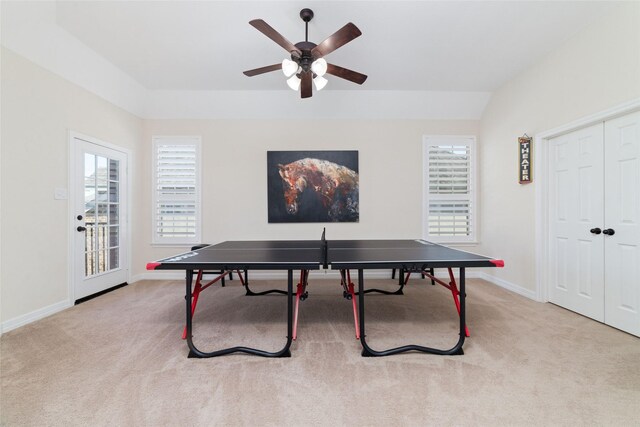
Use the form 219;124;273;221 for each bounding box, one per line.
77;226;86;232
602;228;615;236
590;228;601;235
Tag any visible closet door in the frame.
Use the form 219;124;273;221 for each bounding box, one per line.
548;123;605;321
604;111;640;336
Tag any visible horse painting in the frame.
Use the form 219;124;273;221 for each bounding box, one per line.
277;158;359;222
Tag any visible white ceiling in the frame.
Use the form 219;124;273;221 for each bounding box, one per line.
53;1;621;92
1;1;624;119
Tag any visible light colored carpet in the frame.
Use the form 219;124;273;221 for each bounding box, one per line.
1;278;639;426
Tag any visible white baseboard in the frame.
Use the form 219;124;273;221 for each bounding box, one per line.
131;272;186;282
135;270;519;281
1;270;536;335
1;299;72;334
134;270;523;287
476;272;538;301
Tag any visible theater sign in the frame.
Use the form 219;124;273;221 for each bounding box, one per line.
519;135;532;184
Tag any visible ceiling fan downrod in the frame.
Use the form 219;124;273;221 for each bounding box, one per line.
300;8;314;42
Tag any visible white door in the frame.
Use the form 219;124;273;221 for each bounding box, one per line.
604;111;640;336
548;123;605;321
72;135;128;300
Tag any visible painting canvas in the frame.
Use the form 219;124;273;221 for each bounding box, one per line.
267;151;359;223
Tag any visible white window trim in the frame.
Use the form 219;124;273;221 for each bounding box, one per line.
422;135;477;244
152;136;202;246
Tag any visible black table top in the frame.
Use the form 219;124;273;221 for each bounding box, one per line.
147;239;503;271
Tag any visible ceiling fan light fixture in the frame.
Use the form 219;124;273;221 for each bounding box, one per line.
282;58;298;77
311;58;327;77
243;10;367;98
313;75;328;91
287;75;301;91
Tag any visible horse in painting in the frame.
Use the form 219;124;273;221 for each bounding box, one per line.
277;158;359;221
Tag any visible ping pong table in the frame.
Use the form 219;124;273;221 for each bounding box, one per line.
146;232;503;358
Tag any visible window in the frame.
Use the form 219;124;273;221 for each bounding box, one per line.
152;136;201;244
423;136;477;243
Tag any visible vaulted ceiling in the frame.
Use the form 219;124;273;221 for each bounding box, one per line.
1;1;623;118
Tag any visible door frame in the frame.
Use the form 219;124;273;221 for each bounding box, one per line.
534;98;640;303
68;131;132;303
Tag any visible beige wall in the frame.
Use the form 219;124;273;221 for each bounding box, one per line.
0;48;143;323
478;3;640;293
2;2;638;327
0;46;480;326
138;119;480;277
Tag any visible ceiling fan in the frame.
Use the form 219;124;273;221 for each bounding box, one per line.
243;8;368;99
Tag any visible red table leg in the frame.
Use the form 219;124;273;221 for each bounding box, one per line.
182;269;237;339
418;268;470;337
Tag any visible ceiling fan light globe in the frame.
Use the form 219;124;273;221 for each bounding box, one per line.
287;75;301;91
282;59;299;77
311;58;328;77
313;75;328;91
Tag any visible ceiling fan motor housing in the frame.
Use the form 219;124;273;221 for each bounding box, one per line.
293;41;317;72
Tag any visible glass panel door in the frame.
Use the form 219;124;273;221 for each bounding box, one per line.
74;135;128;300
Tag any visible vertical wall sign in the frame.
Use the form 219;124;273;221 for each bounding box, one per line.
519;135;533;184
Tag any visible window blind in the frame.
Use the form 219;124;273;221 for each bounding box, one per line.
424;139;476;242
153;139;200;243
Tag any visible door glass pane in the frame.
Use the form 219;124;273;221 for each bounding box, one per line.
97;204;108;227
85;225;95;252
98;250;106;274
98;225;108;256
109;181;118;203
96;156;108;181
109;159;119;203
96;156;108;204
109;226;119;248
85;154;96;204
109;248;119;270
85;252;95;276
109;159;119;181
97;184;108;204
84;202;95;226
109;204;119;225
84;153;96;271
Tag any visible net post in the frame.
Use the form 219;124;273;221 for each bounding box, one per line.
321;227;328;269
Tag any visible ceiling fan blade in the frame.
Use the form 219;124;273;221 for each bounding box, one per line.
311;23;362;58
243;64;282;77
249;19;301;55
301;72;313;98
326;64;368;85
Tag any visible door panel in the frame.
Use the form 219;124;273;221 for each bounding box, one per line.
74;136;128;300
604;111;640;336
548;124;605;321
